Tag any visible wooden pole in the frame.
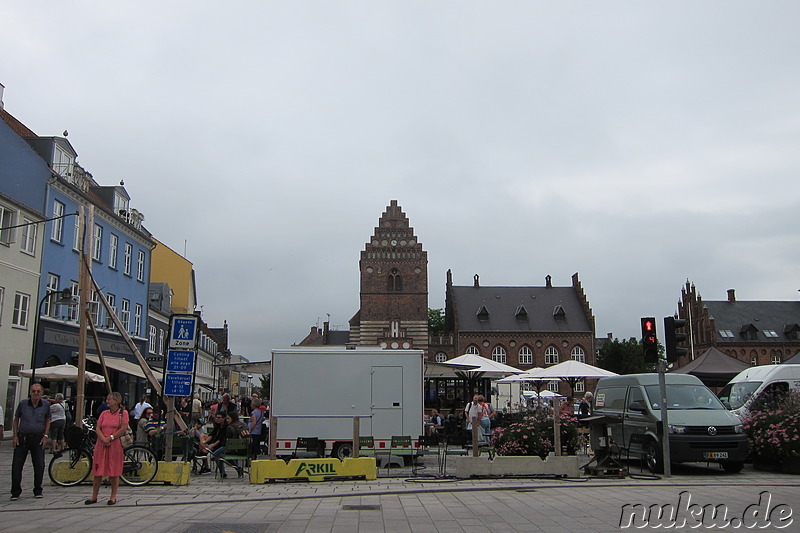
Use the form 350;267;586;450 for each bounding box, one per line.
352;416;360;458
554;398;562;456
86;310;112;395
268;417;277;460
471;417;479;457
74;206;90;425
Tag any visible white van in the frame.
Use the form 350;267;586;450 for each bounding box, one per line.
717;364;800;421
593;373;747;473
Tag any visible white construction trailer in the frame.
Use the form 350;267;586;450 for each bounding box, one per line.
269;346;424;459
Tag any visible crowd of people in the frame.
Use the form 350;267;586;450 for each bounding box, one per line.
8;385;271;504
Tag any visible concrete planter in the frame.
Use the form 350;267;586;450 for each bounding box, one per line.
454;454;580;478
153;461;191;485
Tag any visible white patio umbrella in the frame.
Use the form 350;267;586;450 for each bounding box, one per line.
440;353;524;378
533;360;618;396
496;367;545;383
20;364;106;383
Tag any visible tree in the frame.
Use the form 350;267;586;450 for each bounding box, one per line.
597;337;656;375
253;374;270;399
428;308;445;335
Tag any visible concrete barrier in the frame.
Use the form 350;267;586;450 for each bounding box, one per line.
153;461;191;485
453;454;581;478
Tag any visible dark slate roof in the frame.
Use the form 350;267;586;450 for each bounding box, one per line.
453;286;592;333
704;300;800;343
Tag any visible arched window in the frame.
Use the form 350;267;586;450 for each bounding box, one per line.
571;346;585;363
545;346;559;365
435;352;447;363
387;268;402;291
491;346;507;364
574;379;585;393
750;356;757;366
465;345;480;355
518;346;533;365
771;354;782;365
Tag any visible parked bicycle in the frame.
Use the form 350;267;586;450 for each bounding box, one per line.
48;417;159;487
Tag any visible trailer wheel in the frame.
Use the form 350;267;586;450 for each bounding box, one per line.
333;442;353;460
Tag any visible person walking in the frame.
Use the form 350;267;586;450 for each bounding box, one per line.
11;383;51;501
49;393;68;453
130;394;151;432
86;392;128;506
249;398;264;459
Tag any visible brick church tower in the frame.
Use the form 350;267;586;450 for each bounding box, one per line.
349;200;429;353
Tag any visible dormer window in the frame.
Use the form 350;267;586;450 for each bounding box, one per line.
784;324;800;341
553;305;566;319
740;324;758;341
114;192;129;217
515;305;528;319
476;305;490;320
52;145;74;177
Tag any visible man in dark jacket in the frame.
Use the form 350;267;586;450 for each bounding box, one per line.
11;384;51;500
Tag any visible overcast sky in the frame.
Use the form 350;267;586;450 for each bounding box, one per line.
3;2;799;361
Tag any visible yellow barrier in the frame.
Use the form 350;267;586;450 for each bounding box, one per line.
250;457;377;483
153;461;191;485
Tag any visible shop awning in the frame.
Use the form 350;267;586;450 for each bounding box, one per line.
86;354;162;381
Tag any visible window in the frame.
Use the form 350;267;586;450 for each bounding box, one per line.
465;345;480;355
545;346;559;365
0;205;14;244
137;250;145;281
518;346;533;365
435;352;448;363
0;286;4;326
574;379;585;393
571;346;585;363
13;292;30;328
113;192;128;216
89;290;100;325
73;216;81;251
387;268;402;291
750;356;757;366
763;330;779;338
772;355;782;365
109;234;118;269
106;294;116;329
158;329;165;355
44;275;60;317
92;224;102;261
51;201;65;242
121;299;130;332
20;218;36;255
134;304;142;336
123;243;132;275
390;320;400;338
547;380;560;393
719;330;735;338
149;325;157;353
68;282;79;321
52;145;73;177
491;346;507;364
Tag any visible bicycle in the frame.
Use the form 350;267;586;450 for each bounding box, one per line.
48;417;159;487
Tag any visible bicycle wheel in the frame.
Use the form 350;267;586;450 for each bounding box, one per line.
49;448;92;487
121;445;158;486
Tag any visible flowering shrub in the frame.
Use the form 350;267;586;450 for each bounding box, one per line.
490;409;579;457
743;389;800;461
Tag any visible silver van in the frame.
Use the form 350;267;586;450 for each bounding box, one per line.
717;364;800;421
593;373;747;473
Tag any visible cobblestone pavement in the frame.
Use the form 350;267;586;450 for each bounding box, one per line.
1;444;798;532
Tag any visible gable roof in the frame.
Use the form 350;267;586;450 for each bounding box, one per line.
452;285;592;333
704;300;800;343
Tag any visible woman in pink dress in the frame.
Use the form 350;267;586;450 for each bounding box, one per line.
85;392;128;505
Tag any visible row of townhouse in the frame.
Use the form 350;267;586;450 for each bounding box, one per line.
0;84;239;427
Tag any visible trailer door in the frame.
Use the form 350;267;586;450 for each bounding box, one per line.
371;366;403;438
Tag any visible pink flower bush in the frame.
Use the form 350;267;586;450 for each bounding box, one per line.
489;409;579;457
743;390;800;461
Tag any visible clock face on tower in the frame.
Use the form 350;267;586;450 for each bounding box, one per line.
391;239;398;246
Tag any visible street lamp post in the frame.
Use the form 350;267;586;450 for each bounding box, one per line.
29;288;76;383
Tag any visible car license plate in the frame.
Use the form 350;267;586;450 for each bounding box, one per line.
705;452;728;459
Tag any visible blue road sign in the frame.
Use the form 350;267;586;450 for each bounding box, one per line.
169;315;198;349
166;350;196;373
164;373;193;397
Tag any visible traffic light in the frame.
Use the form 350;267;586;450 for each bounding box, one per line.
664;316;688;363
641;317;658;363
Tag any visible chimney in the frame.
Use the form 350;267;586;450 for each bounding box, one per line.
473;274;480;287
0;82;4;110
727;289;736;303
545;275;552;288
607;332;613;339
